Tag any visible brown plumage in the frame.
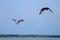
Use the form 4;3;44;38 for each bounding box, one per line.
16;19;24;24
39;7;53;15
13;19;24;25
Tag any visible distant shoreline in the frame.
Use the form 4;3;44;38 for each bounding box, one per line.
0;34;60;38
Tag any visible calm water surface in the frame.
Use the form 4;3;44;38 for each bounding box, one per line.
0;38;60;40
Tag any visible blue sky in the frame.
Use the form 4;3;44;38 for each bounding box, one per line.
0;0;60;35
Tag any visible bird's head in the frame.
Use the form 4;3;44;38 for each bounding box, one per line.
21;19;24;21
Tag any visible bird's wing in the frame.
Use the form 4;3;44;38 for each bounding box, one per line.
39;11;41;15
13;19;16;22
39;8;45;15
48;8;53;13
39;9;43;15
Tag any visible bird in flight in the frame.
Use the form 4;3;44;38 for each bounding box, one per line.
39;7;53;15
13;19;24;25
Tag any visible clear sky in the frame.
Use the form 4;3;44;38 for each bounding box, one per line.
0;0;60;35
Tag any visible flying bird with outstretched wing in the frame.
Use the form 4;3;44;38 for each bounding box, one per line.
39;7;53;15
13;18;24;25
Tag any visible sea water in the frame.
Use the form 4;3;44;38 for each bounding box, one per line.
0;38;60;40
